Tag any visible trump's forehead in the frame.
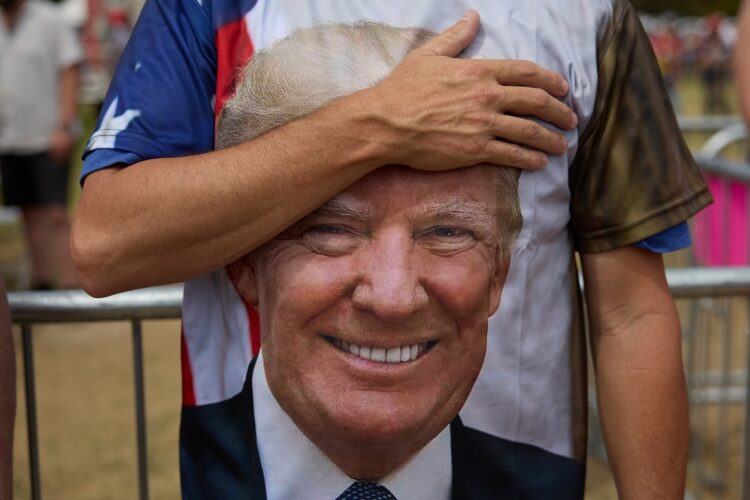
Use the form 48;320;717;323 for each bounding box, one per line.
318;165;500;221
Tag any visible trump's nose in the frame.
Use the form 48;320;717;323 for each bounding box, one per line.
351;230;429;320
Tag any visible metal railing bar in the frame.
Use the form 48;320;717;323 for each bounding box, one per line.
689;386;746;404
8;285;182;323
22;325;41;500
132;320;149;500
694;155;750;184
678;115;742;133
666;268;750;298
691;370;747;385
719;302;731;492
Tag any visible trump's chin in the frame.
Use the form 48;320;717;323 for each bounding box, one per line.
302;394;461;480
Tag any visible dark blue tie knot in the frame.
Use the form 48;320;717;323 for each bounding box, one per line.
336;481;397;500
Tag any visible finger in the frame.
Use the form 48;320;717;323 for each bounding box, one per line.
481;140;548;170
491;60;570;98
419;10;480;57
492;115;568;155
499;86;577;130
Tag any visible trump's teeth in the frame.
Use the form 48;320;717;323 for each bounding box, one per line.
401;346;410;362
386;347;401;363
330;338;430;364
371;347;386;362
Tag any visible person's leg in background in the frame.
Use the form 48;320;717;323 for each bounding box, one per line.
2;153;78;290
30;152;78;289
47;203;78;289
20;205;55;290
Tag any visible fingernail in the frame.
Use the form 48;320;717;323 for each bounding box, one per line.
561;79;570;94
462;10;473;21
571;112;578;127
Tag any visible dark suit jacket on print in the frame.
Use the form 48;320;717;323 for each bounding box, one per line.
180;358;585;500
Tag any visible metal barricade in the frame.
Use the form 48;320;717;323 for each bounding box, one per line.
9;285;182;500
678;115;744;134
8;273;750;499
643;118;750;499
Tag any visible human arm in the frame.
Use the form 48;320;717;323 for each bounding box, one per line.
0;278;14;500
49;63;80;165
582;248;687;499
734;1;750;124
72;10;577;297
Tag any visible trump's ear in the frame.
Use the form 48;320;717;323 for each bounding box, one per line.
226;254;259;305
488;253;511;317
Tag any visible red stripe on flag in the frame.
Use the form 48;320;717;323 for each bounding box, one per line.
225;267;263;356
247;304;261;356
180;328;197;407
215;18;254;118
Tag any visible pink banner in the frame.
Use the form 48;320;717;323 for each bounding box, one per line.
693;174;749;266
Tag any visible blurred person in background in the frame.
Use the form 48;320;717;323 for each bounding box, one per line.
651;21;684;112
0;0;82;290
734;1;750;126
0;278;13;500
699;14;732;115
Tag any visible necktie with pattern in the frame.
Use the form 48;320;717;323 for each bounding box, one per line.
336;481;397;500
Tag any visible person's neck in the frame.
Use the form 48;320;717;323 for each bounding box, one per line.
1;0;25;28
281;407;443;480
320;439;416;480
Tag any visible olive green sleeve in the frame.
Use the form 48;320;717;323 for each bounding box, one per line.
569;0;712;253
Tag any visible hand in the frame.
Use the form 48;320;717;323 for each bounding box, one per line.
49;127;75;166
365;10;577;171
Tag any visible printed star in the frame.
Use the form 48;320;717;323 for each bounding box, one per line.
87;97;142;150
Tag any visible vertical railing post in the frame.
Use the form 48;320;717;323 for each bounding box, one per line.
22;324;41;500
131;319;149;500
742;299;750;500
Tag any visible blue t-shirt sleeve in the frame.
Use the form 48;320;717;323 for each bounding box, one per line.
634;222;691;253
81;0;217;181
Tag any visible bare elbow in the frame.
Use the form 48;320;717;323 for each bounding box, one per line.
70;219;120;298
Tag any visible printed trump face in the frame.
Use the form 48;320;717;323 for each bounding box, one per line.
229;164;518;478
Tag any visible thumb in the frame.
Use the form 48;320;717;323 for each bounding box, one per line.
420;10;480;57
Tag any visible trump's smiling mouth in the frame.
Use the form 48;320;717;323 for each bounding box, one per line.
324;336;438;363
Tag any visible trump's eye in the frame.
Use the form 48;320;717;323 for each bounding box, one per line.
302;224;360;256
423;226;473;239
430;227;462;238
417;226;477;254
308;224;346;234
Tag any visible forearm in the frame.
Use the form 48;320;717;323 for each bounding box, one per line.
583;248;688;499
58;64;80;129
592;309;687;499
72;96;382;296
0;278;14;500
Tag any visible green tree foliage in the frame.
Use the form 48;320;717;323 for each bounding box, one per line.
631;0;740;16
